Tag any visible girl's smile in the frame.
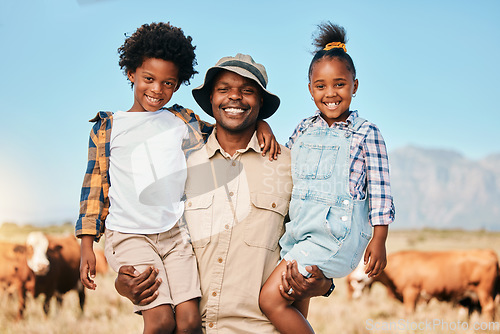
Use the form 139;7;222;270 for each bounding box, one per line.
308;58;358;126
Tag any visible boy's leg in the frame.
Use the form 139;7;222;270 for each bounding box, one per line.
174;298;202;334
259;259;314;334
104;230;175;314
142;304;175;334
159;224;202;333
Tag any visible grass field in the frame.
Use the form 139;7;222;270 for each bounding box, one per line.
1;224;499;334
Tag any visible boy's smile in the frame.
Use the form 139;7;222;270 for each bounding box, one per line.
309;58;358;125
127;58;180;112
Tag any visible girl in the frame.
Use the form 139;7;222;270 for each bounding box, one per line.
259;22;395;333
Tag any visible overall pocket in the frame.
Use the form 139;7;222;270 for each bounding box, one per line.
183;193;214;248
323;205;351;245
293;142;339;180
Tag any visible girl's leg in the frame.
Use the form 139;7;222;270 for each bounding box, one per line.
293;298;311;318
259;260;314;334
142;304;176;334
174;298;202;334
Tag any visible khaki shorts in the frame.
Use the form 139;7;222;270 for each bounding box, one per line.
104;223;201;313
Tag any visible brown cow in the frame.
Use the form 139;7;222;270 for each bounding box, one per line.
0;241;34;319
26;232;85;314
346;249;499;321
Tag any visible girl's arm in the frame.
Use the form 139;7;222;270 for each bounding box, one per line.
256;120;280;160
363;225;388;277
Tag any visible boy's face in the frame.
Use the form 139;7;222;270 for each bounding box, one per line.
127;58;180;112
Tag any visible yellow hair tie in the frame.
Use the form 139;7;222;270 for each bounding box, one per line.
323;42;347;52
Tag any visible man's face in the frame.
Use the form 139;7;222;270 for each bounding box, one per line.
210;70;263;133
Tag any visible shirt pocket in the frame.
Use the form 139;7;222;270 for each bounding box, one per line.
244;193;288;251
293;142;339;180
184;193;214;249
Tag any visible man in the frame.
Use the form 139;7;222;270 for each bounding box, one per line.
115;54;333;333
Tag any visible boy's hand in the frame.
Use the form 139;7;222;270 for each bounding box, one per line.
80;235;97;290
256;120;281;161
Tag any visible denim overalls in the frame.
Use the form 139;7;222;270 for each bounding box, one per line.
280;117;372;278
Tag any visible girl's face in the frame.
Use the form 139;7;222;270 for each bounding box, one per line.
308;58;358;126
127;57;180;112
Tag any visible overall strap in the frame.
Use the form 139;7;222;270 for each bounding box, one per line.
350;117;367;132
300;114;321;134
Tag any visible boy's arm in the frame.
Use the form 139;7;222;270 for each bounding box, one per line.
364;225;388;278
80;235;97;290
75;117;108;241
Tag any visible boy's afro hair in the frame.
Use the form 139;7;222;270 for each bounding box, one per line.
118;22;197;86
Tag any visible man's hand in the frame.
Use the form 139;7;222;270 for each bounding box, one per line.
279;261;332;301
115;265;161;306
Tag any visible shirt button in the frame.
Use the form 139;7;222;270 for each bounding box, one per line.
341;216;348;221
218;258;223;263
225;224;230;230
208;323;214;328
271;202;276;208
187;202;192;207
229;192;234;197
212;292;217;297
232;161;236;166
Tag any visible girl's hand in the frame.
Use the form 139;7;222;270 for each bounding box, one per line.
256;120;281;161
364;226;388;278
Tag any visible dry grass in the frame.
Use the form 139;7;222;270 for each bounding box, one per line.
1;226;499;333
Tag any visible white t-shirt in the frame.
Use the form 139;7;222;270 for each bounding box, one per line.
106;109;189;234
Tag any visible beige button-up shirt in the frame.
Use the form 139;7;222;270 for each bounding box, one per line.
183;130;292;333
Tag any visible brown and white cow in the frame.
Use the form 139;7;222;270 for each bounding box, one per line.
26;232;85;314
0;241;34;319
346;249;500;321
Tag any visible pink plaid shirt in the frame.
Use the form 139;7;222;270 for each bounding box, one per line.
286;110;395;226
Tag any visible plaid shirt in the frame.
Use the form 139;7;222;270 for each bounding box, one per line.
286;110;395;226
75;104;213;241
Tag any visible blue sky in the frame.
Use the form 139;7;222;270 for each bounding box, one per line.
1;0;499;225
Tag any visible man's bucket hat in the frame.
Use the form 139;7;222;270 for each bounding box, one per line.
192;53;280;119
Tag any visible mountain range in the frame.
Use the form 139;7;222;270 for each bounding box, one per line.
389;146;500;231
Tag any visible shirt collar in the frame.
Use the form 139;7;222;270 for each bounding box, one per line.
205;127;261;159
313;110;359;127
